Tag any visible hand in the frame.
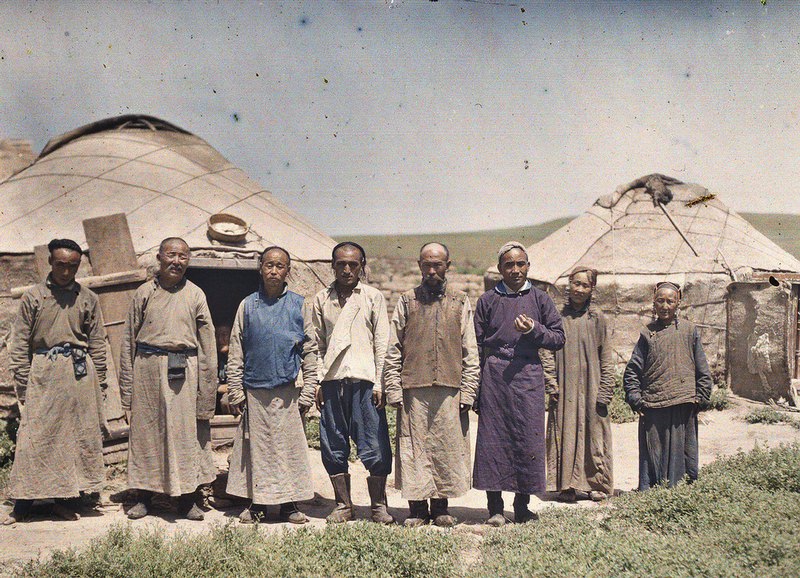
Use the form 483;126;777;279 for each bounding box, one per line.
472;398;480;415
595;402;608;418
315;386;324;411
231;400;245;417
372;388;385;410
513;314;534;333
299;403;311;417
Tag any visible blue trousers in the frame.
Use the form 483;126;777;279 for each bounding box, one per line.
319;379;392;476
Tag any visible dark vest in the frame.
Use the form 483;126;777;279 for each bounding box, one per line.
242;289;305;390
400;285;465;390
640;320;697;408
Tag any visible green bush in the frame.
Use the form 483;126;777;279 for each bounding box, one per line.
0;418;19;494
609;371;637;424
705;386;732;411
744;407;798;427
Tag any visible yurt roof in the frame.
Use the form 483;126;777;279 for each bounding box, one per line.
0;115;336;261
488;176;800;285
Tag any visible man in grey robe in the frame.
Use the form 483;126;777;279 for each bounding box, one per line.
4;238;108;524
120;237;217;521
384;242;480;527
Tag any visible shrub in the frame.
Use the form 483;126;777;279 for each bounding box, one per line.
609;372;637;424
744;407;798;427
705;386;731;411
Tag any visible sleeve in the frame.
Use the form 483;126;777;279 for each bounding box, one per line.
226;302;246;407
383;295;407;406
298;299;319;407
460;298;481;406
8;292;36;403
540;349;558;396
118;291;143;411
528;292;566;351
474;295;488;368
311;293;328;384
596;314;616;406
623;334;648;411
372;291;390;387
693;328;713;405
195;295;218;420
85;294;108;386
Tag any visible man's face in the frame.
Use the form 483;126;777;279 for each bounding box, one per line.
418;245;450;289
260;249;290;292
157;240;190;285
49;248;82;287
332;246;363;291
654;287;679;324
499;248;530;292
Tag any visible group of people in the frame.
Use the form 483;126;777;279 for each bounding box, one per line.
2;235;713;527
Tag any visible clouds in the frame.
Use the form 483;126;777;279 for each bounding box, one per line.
1;1;797;234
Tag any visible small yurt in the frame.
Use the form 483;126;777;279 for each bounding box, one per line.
485;174;800;404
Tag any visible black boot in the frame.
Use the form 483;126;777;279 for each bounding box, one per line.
485;491;505;527
279;501;308;524
179;492;204;521
431;498;455;527
513;493;537;523
404;500;430;527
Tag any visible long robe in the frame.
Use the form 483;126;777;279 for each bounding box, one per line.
225;293;317;505
8;278;107;500
385;285;480;500
545;303;614;494
120;277;217;496
472;282;565;494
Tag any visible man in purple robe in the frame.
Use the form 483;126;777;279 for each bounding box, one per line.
473;242;565;525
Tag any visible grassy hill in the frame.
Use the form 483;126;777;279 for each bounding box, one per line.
338;213;800;271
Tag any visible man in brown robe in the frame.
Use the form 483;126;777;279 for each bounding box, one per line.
120;237;217;521
384;242;480;527
4;238;108;524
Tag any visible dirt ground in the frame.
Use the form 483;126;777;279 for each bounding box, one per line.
1;396;799;570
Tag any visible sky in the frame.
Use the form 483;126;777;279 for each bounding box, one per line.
1;0;798;235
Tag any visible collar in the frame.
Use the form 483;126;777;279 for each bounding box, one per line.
155;274;187;291
259;283;289;301
45;274;80;294
494;280;532;295
329;281;362;299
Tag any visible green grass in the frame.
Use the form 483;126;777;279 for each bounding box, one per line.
14;444;800;577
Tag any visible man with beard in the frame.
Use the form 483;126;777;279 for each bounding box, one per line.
120;237;217;521
311;242;394;524
4;239;108;524
384;242;480;527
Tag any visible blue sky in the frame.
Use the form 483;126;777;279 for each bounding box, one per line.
1;1;797;235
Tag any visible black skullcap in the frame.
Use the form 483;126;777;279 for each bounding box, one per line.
47;238;83;256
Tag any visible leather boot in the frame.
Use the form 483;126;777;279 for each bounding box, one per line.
513;493;537;523
485;491;506;527
127;490;152;520
366;475;395;524
403;500;430;527
431;498;455;527
326;473;353;523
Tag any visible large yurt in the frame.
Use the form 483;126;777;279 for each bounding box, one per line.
0;115;337;430
485;174;800;404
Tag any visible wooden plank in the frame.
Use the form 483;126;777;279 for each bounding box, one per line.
11;269;148;298
82;213;138;276
33;244;50;280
